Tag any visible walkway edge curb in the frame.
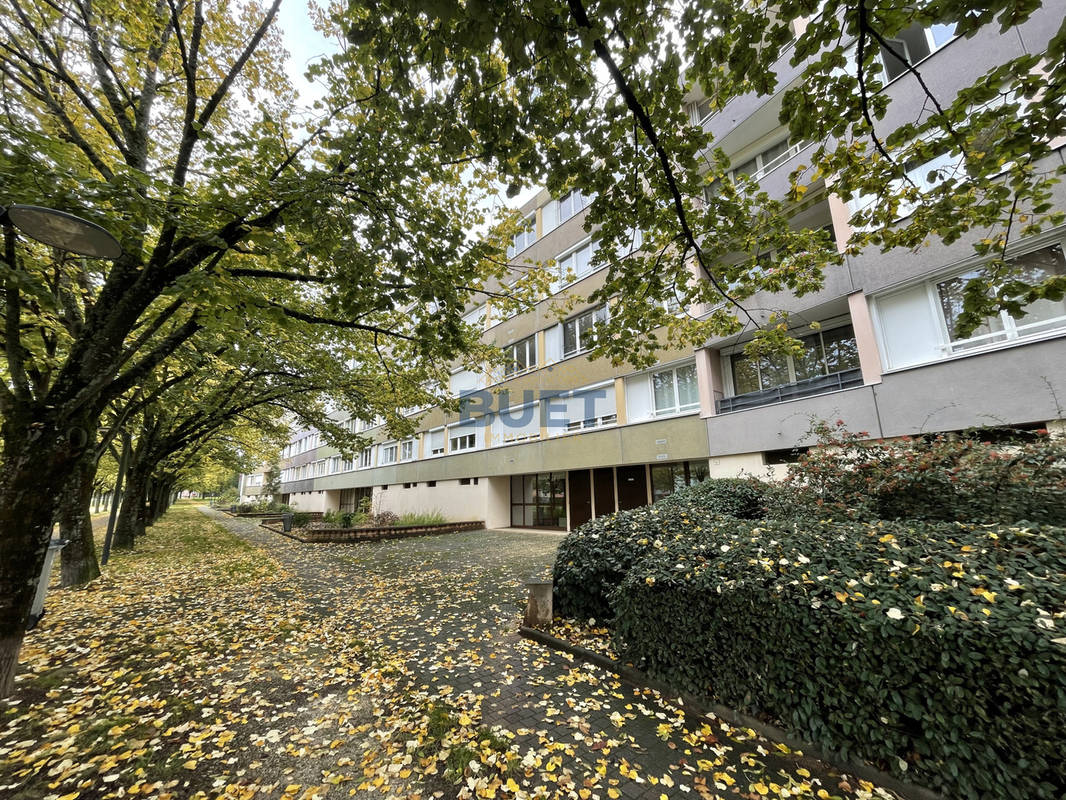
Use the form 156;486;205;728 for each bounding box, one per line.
518;626;943;800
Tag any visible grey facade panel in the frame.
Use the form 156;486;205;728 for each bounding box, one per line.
872;337;1066;437
706;385;882;456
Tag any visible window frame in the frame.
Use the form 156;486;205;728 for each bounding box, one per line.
558;189;588;223
651;362;700;416
507;214;537;258
562;305;608;358
379;443;398;465
503;336;537;377
449;432;478;452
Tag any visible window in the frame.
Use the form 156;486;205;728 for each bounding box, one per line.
558;189;589;223
429;429;445;456
359;447;373;468
510;473;567;528
403;482;416;489
935;243;1066;353
728;324;860;396
459;477;472;485
426;480;437;487
555;240;598;284
688;98;713;124
879;22;957;81
380;444;398;465
503;336;537;376
652;363;700;415
507;214;536;258
400;440;414;461
650;460;709;502
731;137;807;182
450;432;477;451
381;484;389;490
562;306;607;357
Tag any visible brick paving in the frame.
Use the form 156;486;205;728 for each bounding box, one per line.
202;507;895;800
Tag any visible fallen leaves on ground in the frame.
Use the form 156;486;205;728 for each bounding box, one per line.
1;508;899;800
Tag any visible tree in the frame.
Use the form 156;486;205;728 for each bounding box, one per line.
337;0;1065;364
0;0;511;694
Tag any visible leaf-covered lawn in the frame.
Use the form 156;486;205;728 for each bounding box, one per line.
1;508;898;800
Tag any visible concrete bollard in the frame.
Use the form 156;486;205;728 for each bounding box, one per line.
524;577;553;628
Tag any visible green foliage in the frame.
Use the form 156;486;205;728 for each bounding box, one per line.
290;512;313;529
553;478;770;620
778;421;1066;525
659;477;767;519
609;518;1066;799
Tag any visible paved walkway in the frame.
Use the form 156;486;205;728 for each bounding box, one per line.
202;508;894;800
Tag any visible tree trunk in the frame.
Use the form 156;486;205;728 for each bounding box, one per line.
113;464;148;549
0;412;83;697
58;448;102;588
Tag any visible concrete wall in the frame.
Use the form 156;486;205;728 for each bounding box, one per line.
375;480;488;522
286;491;329;512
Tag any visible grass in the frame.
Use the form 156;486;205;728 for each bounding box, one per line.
397;510;448;526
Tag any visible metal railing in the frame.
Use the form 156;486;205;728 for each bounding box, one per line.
716;368;863;414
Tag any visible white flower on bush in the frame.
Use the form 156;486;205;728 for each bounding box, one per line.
796;554;810;564
885;607;905;620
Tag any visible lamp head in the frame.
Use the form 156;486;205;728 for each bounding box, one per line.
1;204;122;260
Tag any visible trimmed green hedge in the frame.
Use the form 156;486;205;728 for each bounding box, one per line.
606;516;1066;799
777;422;1066;525
554;478;770;620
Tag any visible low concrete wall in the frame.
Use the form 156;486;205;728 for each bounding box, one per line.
261;520;484;543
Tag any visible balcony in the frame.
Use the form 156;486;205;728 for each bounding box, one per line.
716;368;863;413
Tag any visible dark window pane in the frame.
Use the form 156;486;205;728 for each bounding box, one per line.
822;325;860;373
731;354;760;395
793;335;826;382
651;465;674;501
758;352;791;389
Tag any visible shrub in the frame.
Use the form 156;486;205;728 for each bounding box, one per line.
291;511;312;529
781;421;1066;525
659;476;768;519
554;478;767;620
369;510;399;528
609;517;1066;799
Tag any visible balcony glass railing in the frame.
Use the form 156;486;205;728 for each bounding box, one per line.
717;368;863;413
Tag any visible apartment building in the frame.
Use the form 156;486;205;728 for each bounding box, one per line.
692;5;1066;475
257;6;1065;530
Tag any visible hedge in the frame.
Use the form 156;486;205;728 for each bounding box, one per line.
608;516;1066;799
554;478;770;620
777;422;1066;525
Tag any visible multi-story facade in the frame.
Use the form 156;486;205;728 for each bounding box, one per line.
256;6;1066;530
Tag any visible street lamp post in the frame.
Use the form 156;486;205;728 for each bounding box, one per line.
1;202;122;629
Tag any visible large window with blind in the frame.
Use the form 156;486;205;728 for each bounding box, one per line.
510;473;567;528
873;241;1066;370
